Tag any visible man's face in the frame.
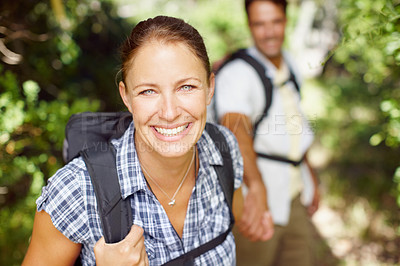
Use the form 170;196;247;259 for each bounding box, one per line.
248;1;287;64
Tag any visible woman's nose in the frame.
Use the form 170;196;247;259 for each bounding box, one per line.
158;93;181;121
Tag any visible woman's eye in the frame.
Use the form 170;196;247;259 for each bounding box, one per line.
180;85;193;91
139;89;155;95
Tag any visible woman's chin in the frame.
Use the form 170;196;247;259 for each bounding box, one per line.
150;140;196;158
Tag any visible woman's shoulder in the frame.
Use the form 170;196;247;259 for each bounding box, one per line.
46;157;88;187
36;156;97;243
36;156;90;213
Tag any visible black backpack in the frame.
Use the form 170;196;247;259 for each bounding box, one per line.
213;49;303;166
63;111;235;265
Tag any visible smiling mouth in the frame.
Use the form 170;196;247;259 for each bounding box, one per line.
154;124;189;137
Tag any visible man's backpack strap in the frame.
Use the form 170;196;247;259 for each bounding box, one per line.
214;48;300;136
256;152;304;167
80;143;132;244
214;49;272;136
162;123;235;266
228;49;274;136
289;69;300;92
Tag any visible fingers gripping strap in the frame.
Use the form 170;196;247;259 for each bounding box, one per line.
81;143;132;243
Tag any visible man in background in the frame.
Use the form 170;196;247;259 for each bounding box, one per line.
213;0;320;265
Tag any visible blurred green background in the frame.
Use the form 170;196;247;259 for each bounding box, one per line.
0;0;399;265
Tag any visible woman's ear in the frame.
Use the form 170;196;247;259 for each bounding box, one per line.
206;73;215;105
119;81;133;113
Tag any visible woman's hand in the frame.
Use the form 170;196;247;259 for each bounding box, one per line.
259;210;274;241
94;225;149;266
237;183;274;242
221;113;274;242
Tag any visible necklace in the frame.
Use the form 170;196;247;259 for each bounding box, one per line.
141;149;196;207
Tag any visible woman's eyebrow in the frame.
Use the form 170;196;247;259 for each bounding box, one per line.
132;77;202;90
133;82;157;90
175;77;202;85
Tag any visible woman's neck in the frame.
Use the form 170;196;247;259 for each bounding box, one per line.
136;145;196;187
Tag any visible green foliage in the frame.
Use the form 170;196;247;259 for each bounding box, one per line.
0;65;99;265
372;99;400;148
335;0;400;83
0;0;133;264
315;76;398;204
188;0;251;61
319;0;400;240
333;0;400;151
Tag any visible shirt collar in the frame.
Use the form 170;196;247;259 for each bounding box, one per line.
112;122;148;199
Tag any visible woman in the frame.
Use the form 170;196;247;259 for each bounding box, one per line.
23;16;243;265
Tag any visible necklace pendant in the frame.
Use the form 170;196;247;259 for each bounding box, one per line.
168;199;176;206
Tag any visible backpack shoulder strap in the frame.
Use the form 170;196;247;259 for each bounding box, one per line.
288;66;300;92
216;49;273;135
215;49;301;135
232;50;273;135
205;123;234;209
80;143;132;244
64;111;132;163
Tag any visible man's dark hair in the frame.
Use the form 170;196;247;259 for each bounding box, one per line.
244;0;288;16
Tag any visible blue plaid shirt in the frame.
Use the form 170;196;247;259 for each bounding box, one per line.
37;122;243;265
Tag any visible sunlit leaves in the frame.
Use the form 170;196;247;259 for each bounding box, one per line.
0;46;99;265
335;0;400;147
22;80;40;104
385;32;400;63
331;0;400;214
0;94;24;135
335;0;399;84
57;33;81;65
394;167;400;206
370;99;400;147
377;99;400;147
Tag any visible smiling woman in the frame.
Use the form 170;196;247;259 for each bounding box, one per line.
120;41;211;158
22;16;244;266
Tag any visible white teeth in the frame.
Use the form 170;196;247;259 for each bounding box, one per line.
155;124;187;136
